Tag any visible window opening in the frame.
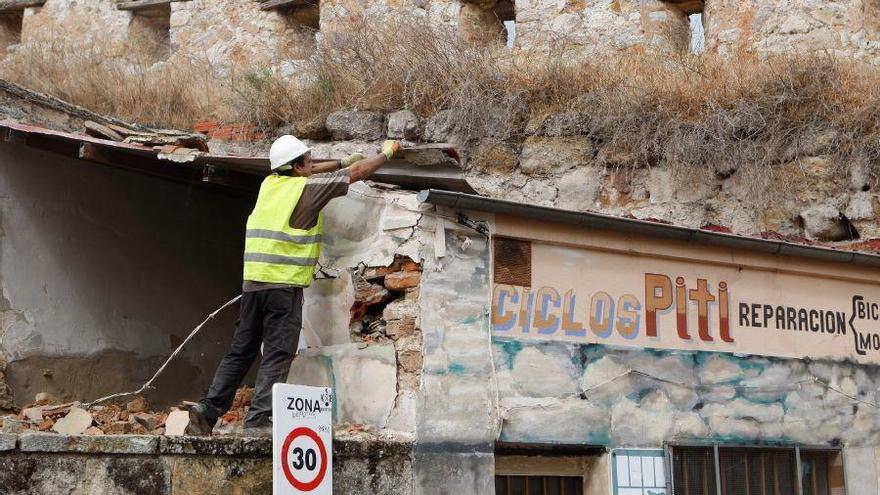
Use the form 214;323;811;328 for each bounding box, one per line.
670;446;846;495
495;475;583;495
689;13;704;53
122;1;172;63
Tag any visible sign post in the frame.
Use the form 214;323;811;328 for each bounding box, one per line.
272;383;333;494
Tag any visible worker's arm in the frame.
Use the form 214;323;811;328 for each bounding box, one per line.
349;141;400;183
311;160;342;174
311;152;365;174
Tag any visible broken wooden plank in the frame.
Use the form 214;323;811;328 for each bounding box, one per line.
84;121;125;142
259;0;315;11
116;0;172;11
0;0;45;13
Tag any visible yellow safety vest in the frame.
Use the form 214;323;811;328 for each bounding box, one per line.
243;175;323;287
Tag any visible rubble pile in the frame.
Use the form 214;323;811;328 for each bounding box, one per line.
0;387;254;437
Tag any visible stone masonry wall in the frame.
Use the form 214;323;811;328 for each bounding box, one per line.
0;432;412;495
10;0;880;69
304;109;878;250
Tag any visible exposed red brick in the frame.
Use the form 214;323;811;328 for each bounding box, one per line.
384;271;421;291
839;239;880;253
700;223;733;233
193;120;266;142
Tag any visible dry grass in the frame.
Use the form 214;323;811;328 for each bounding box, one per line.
2;15;880;196
0;32;224;129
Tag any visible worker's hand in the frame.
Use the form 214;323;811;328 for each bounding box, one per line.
381;140;401;160
340;152;365;168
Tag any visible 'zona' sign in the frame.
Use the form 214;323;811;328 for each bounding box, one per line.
273;383;333;494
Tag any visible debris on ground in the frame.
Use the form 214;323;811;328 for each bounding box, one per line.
0;387;254;437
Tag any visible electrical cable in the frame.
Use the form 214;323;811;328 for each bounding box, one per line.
83;294;242;408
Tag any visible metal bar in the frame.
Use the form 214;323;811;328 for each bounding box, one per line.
795;446;804;495
116;0;173;11
714;444;722;495
418;189;880;268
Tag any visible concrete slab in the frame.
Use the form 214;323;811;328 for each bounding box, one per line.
159;436;271;456
19;433;158;454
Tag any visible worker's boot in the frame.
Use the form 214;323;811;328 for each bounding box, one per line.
185;402;216;436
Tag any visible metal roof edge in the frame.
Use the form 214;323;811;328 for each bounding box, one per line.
0;120;477;194
417;189;880;268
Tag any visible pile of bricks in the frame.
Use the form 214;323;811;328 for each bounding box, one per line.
0;387;254;437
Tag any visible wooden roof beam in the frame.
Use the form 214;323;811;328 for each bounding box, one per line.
116;0;174;12
259;0;316;11
0;0;45;13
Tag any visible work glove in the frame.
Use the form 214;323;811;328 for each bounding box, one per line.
340;152;364;168
381;140;401;160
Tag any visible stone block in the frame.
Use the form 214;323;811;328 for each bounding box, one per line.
325;110;385;140
557;166;601;211
519;136;594;175
126;396;149;413
800;204;855;241
423;110;457;143
0;432;16;451
159;436;271;456
387;110;420;140
19;433;158;454
51;407;93;435
164;410;189;436
469;139;518;173
386;317;416;340
845;192;876;221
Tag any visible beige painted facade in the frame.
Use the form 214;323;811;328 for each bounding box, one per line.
492;214;880;363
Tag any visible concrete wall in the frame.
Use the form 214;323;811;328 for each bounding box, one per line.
0;143;252;407
414;214;495;495
0;432;412;495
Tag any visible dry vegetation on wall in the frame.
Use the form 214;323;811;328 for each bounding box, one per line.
1;15;879;194
0;32;223;130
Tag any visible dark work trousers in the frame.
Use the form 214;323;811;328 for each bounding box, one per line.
199;287;303;427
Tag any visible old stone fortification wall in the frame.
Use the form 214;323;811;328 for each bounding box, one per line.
0;432;412;494
8;0;880;65
300;110;877;248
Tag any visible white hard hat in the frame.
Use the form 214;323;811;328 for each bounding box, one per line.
269;135;311;171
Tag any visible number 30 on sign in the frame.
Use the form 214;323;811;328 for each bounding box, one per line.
273;384;333;494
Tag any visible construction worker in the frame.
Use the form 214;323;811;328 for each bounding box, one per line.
187;136;401;435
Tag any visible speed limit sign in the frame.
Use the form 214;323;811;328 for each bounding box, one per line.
273;384;333;494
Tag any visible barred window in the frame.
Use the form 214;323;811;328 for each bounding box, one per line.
670;446;845;495
494;475;583;495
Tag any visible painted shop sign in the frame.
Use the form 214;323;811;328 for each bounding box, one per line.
491;242;880;363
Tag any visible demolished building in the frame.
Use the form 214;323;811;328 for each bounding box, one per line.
0;79;880;495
